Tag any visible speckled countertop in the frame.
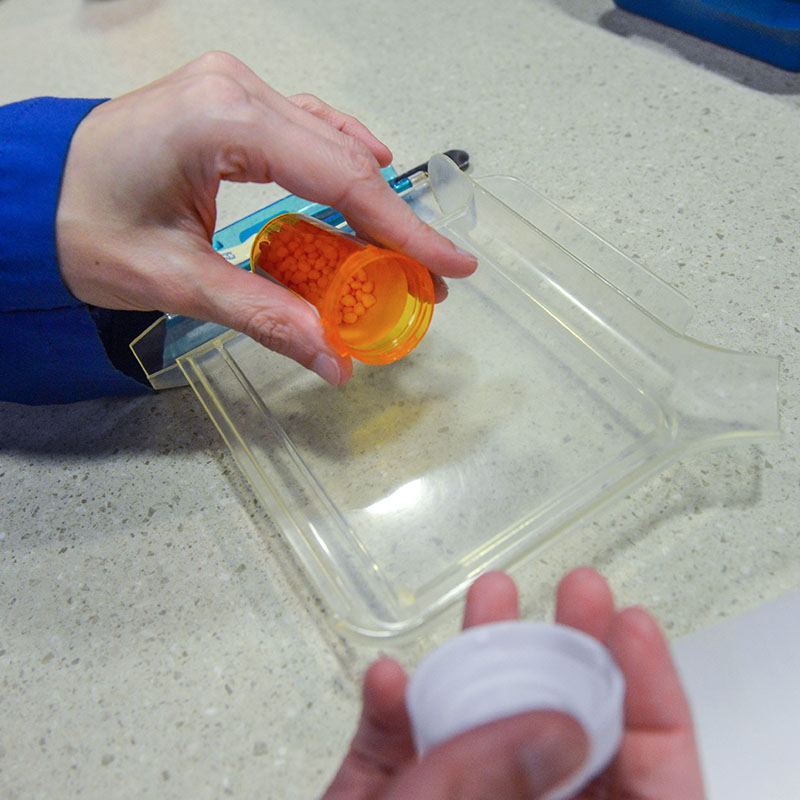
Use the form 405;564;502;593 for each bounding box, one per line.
2;1;799;798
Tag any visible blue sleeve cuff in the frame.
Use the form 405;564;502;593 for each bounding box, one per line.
0;97;154;404
0;97;107;311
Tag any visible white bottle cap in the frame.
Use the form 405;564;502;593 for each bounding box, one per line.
406;620;625;800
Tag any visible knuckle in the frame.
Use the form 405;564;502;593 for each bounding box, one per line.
241;307;296;357
333;140;380;206
192;50;243;75
342;138;377;178
183;71;248;109
394;212;431;252
291;92;323;112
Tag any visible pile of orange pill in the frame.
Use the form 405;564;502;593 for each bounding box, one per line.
255;219;378;326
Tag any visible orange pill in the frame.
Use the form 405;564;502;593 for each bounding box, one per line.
340;294;356;307
361;293;376;307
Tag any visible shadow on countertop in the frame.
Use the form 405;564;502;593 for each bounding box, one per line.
79;0;164;30
550;0;800;97
0;388;220;457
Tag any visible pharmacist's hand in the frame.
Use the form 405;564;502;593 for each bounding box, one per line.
56;51;476;387
554;567;705;799
322;572;588;800
322;569;706;800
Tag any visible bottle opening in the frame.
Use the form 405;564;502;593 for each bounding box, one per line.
322;248;434;364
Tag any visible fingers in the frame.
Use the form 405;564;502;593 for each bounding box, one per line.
327;156;477;279
451;569;703;798
602;608;706;796
555;566;616;642
431;274;449;303
167;52;393;166
358;658;415;764
250;114;475;278
382;711;589;800
462;571;520;629
555;568;693;731
605;607;695;731
288;92;393;167
322;658;415;800
179;248;353;385
171;52;477;280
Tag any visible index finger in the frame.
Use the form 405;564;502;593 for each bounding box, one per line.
260;123;477;279
333;156;478;279
554;566;616;642
462;571;520;629
606;607;696;731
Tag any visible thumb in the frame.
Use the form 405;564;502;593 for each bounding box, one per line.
515;714;590;799
383;710;589;800
179;250;353;385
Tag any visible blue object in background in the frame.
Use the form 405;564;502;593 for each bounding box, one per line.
614;0;800;71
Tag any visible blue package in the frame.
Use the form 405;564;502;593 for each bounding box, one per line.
613;0;800;71
212;165;398;254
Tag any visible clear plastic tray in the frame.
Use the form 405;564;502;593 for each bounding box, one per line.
152;155;780;640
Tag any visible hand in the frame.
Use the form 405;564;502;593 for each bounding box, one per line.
55;51;476;386
323;568;705;799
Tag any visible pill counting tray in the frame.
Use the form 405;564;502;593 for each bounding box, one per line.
154;155;780;640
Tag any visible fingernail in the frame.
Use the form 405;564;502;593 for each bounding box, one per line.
517;720;587;798
304;299;321;318
454;246;478;273
312;352;341;385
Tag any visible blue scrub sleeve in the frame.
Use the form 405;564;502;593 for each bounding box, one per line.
0;97;159;405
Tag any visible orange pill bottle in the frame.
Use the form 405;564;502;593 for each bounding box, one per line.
250;213;435;365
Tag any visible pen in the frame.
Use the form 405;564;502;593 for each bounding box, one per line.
311;149;470;228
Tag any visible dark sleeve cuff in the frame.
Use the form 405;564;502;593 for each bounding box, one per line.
0;306;156;405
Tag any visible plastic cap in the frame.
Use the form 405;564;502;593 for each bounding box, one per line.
406;620;625;800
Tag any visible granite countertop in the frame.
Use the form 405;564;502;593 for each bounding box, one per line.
2;1;799;797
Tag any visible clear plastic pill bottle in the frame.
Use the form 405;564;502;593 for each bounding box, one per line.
250;213;435;365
